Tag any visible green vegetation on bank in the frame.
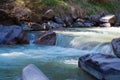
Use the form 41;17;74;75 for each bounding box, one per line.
16;0;120;15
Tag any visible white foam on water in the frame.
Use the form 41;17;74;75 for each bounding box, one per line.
64;59;78;65
0;52;24;57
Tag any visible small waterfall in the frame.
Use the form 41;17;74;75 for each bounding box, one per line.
27;32;43;45
27;33;36;45
90;43;115;55
56;33;100;50
56;27;120;55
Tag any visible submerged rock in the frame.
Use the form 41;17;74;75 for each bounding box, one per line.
22;64;49;80
34;31;56;46
0;25;29;45
78;54;120;80
111;38;120;58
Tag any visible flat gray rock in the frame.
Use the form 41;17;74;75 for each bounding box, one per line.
78;54;120;80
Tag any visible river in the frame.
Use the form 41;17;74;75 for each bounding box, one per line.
0;27;120;80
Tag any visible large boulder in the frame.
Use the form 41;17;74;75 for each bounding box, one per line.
34;31;56;46
78;54;120;80
99;14;117;26
111;38;120;58
0;25;29;45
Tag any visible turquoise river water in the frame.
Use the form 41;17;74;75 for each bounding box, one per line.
0;27;120;80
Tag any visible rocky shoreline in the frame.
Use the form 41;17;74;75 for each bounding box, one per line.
0;7;120;30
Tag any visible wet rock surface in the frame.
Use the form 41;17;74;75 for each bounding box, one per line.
0;25;29;45
34;31;56;46
111;38;120;58
78;53;120;80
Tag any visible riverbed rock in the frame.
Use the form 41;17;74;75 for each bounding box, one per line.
21;24;32;31
89;15;101;26
30;23;46;31
34;31;56;46
99;14;117;26
22;64;49;80
48;21;63;29
100;23;111;27
111;38;120;58
53;16;64;24
72;22;84;27
78;53;120;80
0;25;29;45
84;22;94;27
64;15;74;27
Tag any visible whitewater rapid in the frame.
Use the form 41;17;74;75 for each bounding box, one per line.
0;27;120;80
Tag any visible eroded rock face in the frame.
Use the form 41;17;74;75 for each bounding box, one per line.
34;31;56;46
0;25;29;45
111;38;120;58
78;54;120;80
